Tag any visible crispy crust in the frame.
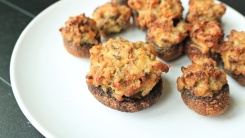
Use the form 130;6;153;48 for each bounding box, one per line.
63;38;100;58
186;0;226;23
93;2;131;36
224;68;245;86
146;33;184;61
220;30;245;85
59;14;100;48
132;9;180;31
177;56;227;97
181;84;230;116
60;14;101;57
128;0;183;30
184;38;221;63
86;37;169;101
87;79;163;112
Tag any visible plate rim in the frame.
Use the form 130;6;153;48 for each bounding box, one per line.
10;0;66;137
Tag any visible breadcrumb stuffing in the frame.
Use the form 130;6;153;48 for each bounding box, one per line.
128;0;183;29
189;20;224;54
221;30;245;76
186;0;226;23
177;56;227;97
59;13;100;46
93;2;131;36
147;18;189;47
86;37;170;101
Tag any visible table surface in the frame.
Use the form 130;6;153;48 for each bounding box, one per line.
0;0;244;137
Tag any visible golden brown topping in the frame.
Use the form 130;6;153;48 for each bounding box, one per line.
86;37;170;101
147;18;189;47
221;30;245;76
177;56;227;97
128;0;183;29
93;2;131;36
59;13;100;46
187;0;226;23
190;20;224;54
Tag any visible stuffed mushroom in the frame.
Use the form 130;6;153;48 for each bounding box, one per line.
86;37;170;112
59;13;100;57
177;56;230;116
146;18;189;61
220;30;245;86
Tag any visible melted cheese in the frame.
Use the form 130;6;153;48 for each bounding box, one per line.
177;56;227;97
86;37;170;101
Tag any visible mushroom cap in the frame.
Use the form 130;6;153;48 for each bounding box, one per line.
87;79;163;112
181;84;230;116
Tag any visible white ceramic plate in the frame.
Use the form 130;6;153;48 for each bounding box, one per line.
10;0;245;137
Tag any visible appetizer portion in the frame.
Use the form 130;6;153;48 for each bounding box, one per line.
221;30;245;86
177;56;230;116
93;2;131;36
59;13;100;57
86;37;170;112
184;20;224;62
146;18;189;61
128;0;183;30
186;0;226;23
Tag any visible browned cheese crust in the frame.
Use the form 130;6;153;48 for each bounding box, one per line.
86;37;170;112
146;18;189;61
184;20;224;62
177;56;229;116
220;30;245;85
186;0;226;23
88;78;163;112
181;84;230;116
128;0;183;30
59;13;100;57
93;2;131;36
